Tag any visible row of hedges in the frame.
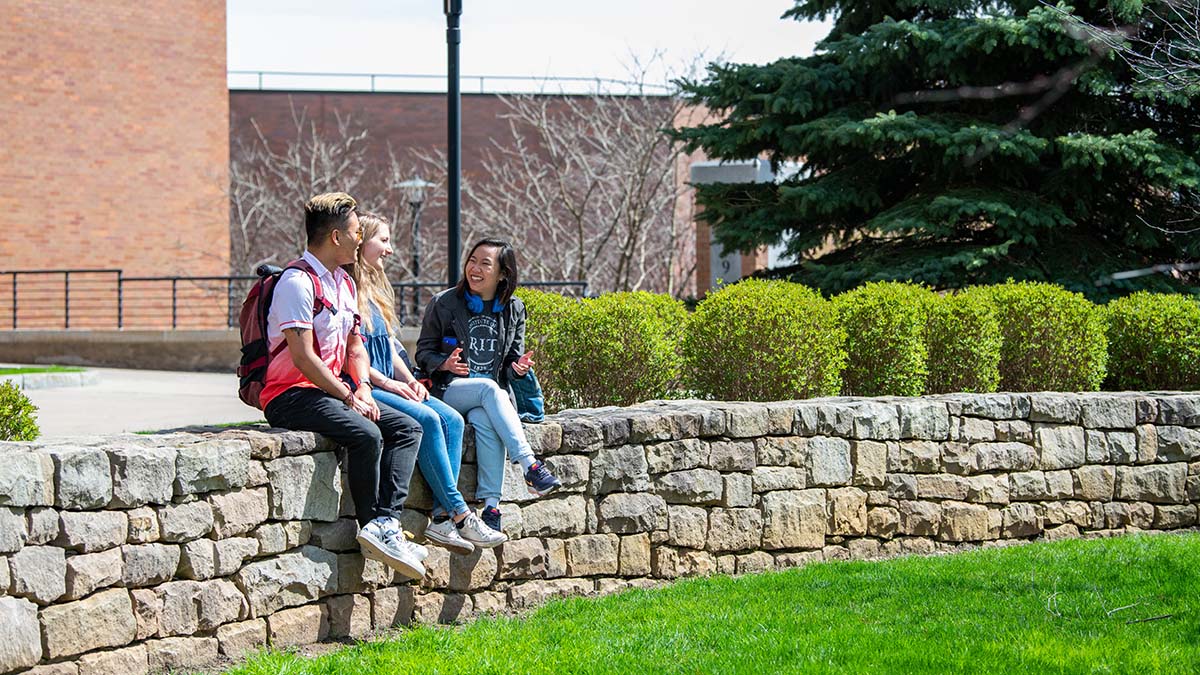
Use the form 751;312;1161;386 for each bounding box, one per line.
517;281;1200;410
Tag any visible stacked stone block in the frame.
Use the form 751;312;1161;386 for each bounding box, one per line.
1;392;1198;673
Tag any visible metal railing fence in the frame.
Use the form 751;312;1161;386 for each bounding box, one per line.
227;70;673;96
0;270;587;331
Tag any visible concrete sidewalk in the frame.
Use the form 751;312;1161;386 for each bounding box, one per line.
18;366;262;438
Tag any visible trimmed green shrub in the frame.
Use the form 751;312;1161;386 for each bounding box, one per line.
980;281;1107;391
1104;292;1200;391
514;288;579;412
682;279;845;401
0;381;40;442
835;282;936;397
514;287;574;349
539;291;687;410
926;291;1002;394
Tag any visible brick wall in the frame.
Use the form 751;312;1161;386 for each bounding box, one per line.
230;91;555;187
230;91;700;295
0;0;230;281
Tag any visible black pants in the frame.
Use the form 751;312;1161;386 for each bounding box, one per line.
265;387;422;526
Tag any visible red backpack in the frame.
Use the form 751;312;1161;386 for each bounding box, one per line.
236;260;335;409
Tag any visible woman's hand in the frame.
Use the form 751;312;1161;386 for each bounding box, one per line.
438;347;470;376
409;379;430;401
398;379;427;398
379;378;406;396
512;350;535;377
380;378;424;402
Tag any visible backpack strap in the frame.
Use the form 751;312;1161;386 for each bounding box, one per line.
290;260;336;317
267;259;333;359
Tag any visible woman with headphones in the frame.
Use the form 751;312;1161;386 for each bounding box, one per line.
415;238;562;533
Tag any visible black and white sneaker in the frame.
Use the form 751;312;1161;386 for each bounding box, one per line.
356;518;427;580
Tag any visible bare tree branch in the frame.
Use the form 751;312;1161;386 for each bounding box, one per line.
1046;0;1200;94
461;54;702;295
228;97;371;274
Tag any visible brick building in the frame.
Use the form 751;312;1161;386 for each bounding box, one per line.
230;90;703;297
0;3;722;333
1;0;230;328
231;90;521;187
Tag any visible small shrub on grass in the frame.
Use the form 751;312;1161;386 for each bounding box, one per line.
0;381;40;442
1104;292;1200;391
926;291;1002;394
980;281;1107;391
540;291;686;409
682;279;845;401
835;281;936;397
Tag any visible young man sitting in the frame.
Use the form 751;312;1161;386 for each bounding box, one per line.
259;192;427;579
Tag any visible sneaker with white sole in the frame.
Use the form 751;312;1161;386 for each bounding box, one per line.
356;518;426;580
424;517;475;555
524;460;563;496
458;511;508;548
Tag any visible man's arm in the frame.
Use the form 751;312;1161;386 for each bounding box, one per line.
345;331;381;419
283;327;378;420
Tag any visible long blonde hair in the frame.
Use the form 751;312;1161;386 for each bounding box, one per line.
350;212;399;333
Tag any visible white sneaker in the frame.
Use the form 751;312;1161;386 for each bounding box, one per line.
458;512;508;548
424;517;476;555
356;519;426;580
405;536;430;561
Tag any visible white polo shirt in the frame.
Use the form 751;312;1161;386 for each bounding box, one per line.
259;250;360;409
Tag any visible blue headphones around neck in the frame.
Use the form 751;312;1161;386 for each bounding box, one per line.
465;289;505;314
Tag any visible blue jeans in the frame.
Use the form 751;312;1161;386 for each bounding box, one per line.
372;389;468;517
441;377;534;502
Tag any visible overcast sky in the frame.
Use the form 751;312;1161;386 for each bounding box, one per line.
227;1;832;89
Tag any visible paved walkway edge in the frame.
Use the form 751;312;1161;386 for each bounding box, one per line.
1;370;101;390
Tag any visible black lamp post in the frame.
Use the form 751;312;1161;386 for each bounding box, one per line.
398;176;432;318
445;0;462;286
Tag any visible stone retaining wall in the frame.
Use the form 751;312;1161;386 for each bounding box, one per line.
1;392;1199;673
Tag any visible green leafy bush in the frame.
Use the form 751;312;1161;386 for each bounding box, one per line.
514;287;574;349
514;288;579;412
1104;292;1200;391
539;291;686;410
682;279;845;401
0;381;40;442
835;282;936;397
981;281;1107;391
926;291;1002;394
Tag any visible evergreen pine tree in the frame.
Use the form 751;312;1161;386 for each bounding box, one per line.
675;0;1200;298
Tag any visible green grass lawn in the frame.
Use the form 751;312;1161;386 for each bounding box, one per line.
0;365;83;375
223;533;1200;675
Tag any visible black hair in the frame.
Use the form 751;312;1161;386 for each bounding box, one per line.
304;192;357;245
456;238;518;305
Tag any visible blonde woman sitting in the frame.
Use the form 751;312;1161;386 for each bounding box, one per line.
350;213;505;553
